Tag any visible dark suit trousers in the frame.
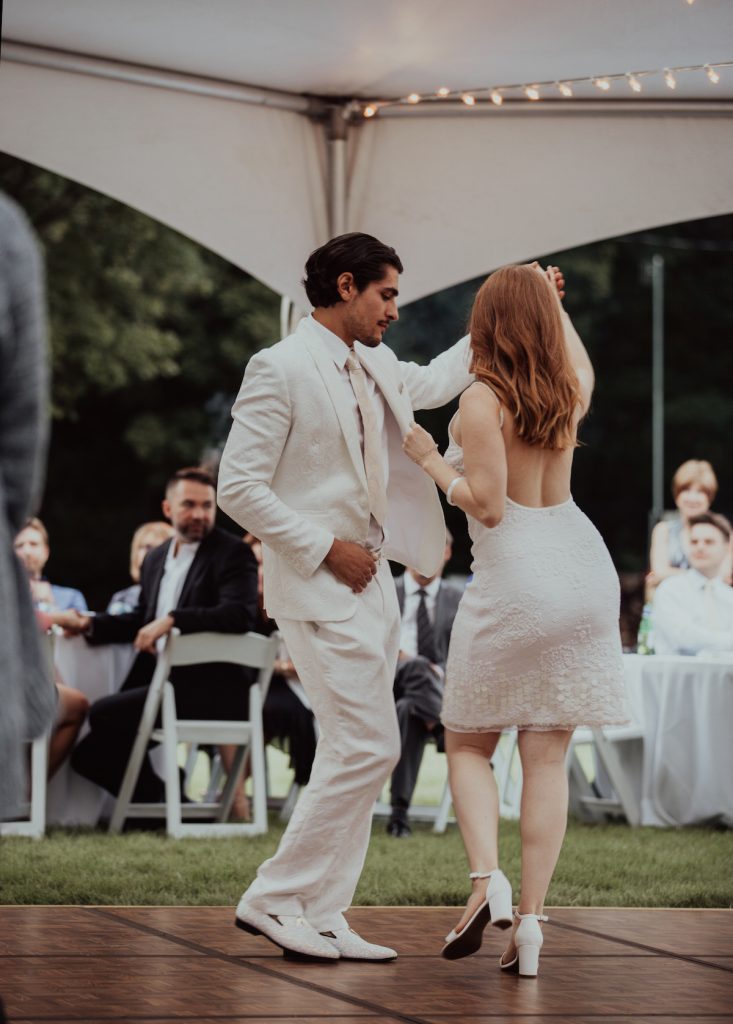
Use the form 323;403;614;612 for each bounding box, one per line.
390;656;444;813
71;661;252;802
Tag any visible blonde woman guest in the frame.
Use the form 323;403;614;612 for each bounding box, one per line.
403;264;627;978
647;460;731;590
107;521;174;613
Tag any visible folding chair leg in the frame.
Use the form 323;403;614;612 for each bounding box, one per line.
162;683;183;838
592;728;641;826
248;684;267;834
433;779;453;834
109;674;166;834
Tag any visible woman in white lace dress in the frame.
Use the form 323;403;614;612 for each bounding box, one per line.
403;264;626;977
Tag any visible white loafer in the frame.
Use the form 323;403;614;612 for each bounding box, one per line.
235;900;340;960
321;927;397;961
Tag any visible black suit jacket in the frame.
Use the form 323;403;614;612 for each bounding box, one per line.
89;527;259;696
395;576;463;669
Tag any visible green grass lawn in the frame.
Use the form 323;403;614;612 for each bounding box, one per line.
2;745;731;909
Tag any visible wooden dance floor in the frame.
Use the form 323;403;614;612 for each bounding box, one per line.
1;905;731;1023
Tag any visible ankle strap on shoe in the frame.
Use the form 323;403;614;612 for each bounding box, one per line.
514;909;548;922
469;870;495;880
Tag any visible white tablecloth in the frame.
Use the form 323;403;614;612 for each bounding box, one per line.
47;636;136;826
620;654;733;827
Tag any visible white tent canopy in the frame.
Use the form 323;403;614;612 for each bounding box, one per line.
1;0;732;304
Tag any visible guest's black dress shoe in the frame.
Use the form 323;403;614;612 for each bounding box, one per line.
386;817;412;838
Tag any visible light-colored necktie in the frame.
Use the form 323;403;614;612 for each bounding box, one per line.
346;349;387;526
703;579;720;628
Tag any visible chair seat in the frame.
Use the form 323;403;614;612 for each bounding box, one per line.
151;721;254;745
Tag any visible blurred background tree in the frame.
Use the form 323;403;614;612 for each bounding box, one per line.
1;153;731;607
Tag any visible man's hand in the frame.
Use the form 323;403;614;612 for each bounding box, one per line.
60;610;92;636
529;261;565;302
324;539;378;593
134;614;175;654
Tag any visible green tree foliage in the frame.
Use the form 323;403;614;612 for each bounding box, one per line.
1;153;730;606
0;155;279;606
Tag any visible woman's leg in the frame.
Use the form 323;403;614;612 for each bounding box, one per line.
502;728;572;960
218;744;250;820
49;684;90;778
445;728;502;933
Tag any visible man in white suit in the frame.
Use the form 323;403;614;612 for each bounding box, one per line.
218;233;474;961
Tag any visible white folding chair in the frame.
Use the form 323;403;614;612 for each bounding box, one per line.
109;630;278;837
566;723;644;826
0;733;49;839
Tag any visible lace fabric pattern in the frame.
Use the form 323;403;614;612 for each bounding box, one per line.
441;434;628;733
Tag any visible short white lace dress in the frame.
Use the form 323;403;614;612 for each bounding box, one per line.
442;417;628;733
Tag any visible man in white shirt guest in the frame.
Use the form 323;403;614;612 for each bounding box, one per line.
653;512;733;655
68;468;259;802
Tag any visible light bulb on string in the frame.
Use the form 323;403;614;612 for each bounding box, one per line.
627;73;642;93
461;92;476;106
437;86;450;97
406;92;421;104
490;89;504;106
557;81;573;97
363;104;378;118
593;77;611;91
664;68;677;89
706;65;721;84
524;85;540;101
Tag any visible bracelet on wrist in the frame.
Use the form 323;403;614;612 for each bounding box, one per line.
446;476;462;507
418;443;438;466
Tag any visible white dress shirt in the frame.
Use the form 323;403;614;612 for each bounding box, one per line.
155;539;200;623
399;572;442;659
309;315;388;549
653;568;733;655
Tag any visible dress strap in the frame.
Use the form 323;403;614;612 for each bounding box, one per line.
467;379;505;428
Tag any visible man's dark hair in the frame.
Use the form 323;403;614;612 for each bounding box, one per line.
302;232;403;308
166;466;216;496
688;511;732;542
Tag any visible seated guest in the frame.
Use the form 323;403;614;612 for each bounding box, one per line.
648;460;731;591
653;513;733;655
387;533;462;837
67;467;259;802
107;520;174;614
34;607;90;777
14;517;87;612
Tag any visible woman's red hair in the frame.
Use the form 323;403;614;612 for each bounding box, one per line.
469;264;581;449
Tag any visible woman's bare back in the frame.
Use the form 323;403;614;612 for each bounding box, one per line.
452;377;587;510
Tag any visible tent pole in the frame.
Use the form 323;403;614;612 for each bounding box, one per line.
327;108;348;237
651;253;665;523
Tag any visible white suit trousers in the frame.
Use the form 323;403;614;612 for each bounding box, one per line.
241;559;401;931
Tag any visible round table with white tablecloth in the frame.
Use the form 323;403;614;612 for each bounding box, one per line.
621;654;733;827
47;635;136;826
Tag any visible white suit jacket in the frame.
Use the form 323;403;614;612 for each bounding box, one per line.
218;316;472;622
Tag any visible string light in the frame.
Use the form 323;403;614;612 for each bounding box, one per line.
627;73;642;93
359;61;731;116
